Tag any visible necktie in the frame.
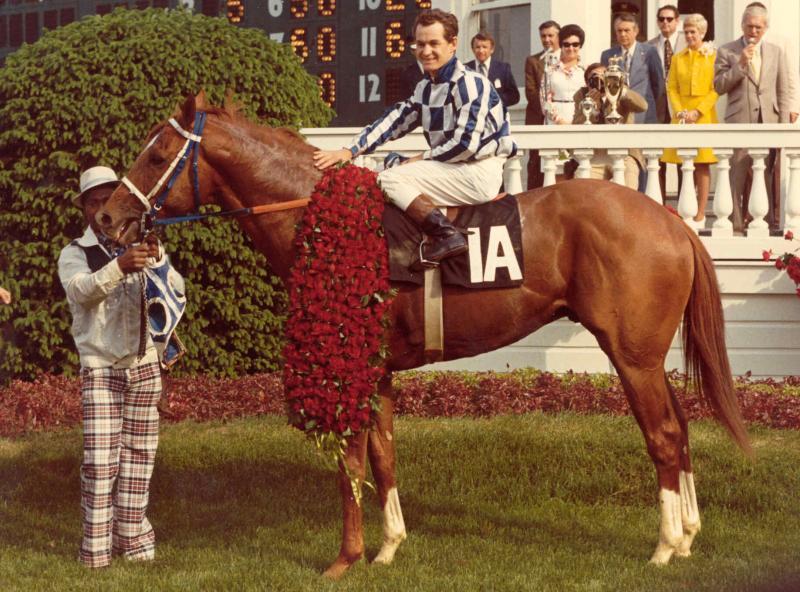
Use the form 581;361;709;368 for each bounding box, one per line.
664;38;673;78
750;45;761;83
480;63;488;77
623;49;631;75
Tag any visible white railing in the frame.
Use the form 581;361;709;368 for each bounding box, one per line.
301;123;800;257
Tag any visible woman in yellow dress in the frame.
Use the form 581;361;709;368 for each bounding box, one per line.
661;13;718;229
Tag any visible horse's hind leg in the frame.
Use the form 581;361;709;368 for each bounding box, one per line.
368;374;407;565
665;378;701;557
612;363;687;565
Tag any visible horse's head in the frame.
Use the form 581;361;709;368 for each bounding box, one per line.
98;91;215;244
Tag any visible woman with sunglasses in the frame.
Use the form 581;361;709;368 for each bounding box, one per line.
660;13;718;229
541;24;585;125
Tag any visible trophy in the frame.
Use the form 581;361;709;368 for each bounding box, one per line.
540;49;560;123
604;55;625;124
580;95;595;124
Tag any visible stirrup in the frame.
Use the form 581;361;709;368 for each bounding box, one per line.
409;238;440;272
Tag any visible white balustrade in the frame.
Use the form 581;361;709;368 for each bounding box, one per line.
676;149;698;229
747;149;771;237
642;149;663;203
301;123;800;248
711;149;734;237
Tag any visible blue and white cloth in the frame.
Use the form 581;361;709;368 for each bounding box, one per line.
349;56;517;163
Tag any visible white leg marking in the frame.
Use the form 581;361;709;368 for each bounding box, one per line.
373;487;407;565
676;471;701;557
650;488;683;565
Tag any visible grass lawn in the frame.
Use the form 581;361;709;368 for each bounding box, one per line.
1;413;799;591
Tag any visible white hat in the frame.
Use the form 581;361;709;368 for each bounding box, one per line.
72;166;119;206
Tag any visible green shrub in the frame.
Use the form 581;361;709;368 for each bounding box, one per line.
0;7;333;382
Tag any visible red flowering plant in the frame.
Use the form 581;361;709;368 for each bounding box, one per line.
763;230;800;298
283;164;394;484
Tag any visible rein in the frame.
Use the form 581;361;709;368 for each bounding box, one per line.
121;111;309;236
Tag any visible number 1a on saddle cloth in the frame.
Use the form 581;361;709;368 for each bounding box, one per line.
383;193;524;289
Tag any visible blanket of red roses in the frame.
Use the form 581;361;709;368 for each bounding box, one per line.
282;164;393;447
2;370;799;438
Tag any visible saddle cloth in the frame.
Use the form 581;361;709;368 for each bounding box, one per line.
384;193;524;288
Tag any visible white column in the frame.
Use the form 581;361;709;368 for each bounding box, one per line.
643;149;664;203
711;149;734;237
785;149;800;235
677;149;698;227
608;149;628;186
540;149;560;187
503;154;524;194
746;148;771;237
572;149;594;179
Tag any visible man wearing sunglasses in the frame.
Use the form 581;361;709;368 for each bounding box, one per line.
647;5;684;200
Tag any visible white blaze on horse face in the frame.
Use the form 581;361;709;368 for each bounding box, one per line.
650;488;683;565
467;226;524;283
372;487;407;565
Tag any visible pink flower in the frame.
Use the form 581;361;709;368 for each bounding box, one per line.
786;230;795;241
762;250;773;262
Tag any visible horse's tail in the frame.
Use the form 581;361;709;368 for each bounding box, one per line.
683;230;752;456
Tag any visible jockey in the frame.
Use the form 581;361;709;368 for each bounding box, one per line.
313;8;517;266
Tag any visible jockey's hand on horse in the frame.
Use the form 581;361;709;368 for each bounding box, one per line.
313;149;353;170
117;242;159;274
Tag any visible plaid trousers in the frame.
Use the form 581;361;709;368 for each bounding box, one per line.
79;362;161;568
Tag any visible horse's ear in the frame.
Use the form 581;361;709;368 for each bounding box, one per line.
223;89;243;115
196;89;208;109
172;93;196;128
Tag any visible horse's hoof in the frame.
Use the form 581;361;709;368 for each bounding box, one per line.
322;556;360;580
372;532;407;565
649;543;676;565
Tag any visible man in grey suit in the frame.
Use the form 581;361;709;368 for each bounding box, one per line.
524;20;560;189
714;4;792;231
601;13;664;124
647;4;685;200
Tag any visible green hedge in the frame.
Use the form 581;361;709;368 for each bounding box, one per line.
0;8;333;382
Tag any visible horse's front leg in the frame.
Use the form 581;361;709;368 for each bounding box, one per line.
323;430;369;580
368;374;407;565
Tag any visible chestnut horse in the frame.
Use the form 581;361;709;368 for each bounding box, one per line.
98;93;749;578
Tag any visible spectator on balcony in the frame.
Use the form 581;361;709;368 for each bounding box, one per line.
647;4;684;199
714;3;791;232
661;14;718;230
542;24;585;126
748;2;799;123
466;31;520;109
524;20;560;189
601;13;664;124
570;63;647;189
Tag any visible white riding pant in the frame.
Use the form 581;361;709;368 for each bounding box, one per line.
377;156;507;211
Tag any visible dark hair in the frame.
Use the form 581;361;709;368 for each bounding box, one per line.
613;12;639;28
746;1;767;9
584;62;605;83
471;31;495;48
657;5;679;19
413;9;459;42
538;20;561;32
558;24;585;47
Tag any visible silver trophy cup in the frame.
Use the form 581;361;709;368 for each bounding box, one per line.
604;55;625;124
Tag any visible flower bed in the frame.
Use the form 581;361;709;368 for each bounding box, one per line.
2;370;799;438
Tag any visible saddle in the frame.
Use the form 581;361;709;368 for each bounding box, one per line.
383;193;524;288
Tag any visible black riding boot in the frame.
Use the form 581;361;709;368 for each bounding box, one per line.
419;208;468;263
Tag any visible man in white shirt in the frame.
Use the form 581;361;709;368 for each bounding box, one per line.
58;166;177;568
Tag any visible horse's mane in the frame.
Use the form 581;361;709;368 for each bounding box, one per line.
142;102;314;154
